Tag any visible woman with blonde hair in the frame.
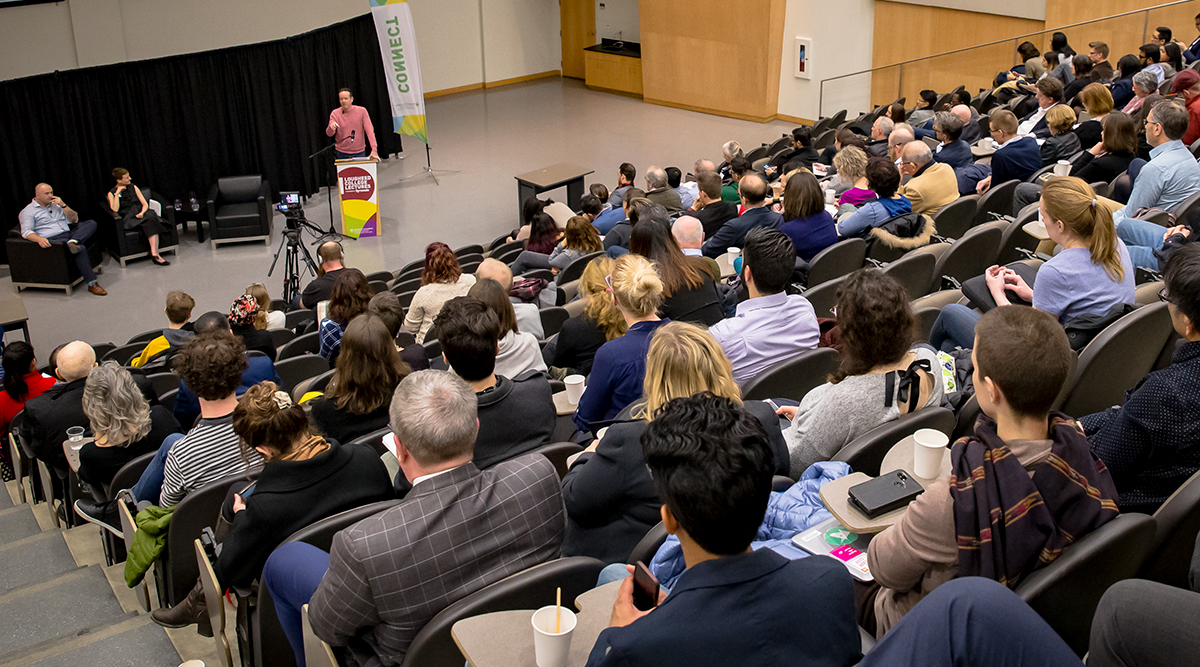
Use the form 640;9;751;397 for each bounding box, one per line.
404;242;476;343
931;176;1134;351
245;283;285;330
833;145;873;207
718;140;743;184
544;256;625;379
77;362;182;490
572;254;671;434
561;322;790;562
1074;83;1114;151
1040;105;1081;166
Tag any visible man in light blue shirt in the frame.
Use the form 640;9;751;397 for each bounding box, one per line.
17;183;106;295
709;227;819;386
1107;101;1200;268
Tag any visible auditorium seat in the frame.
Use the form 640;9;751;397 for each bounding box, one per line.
1141;470;1200;589
558;251;604;285
832;407;956;476
804;238;866;288
740;348;840;403
973;179;1020;226
529;441;584;479
6;229;104;296
196;539;234;667
206;175;272;247
626;522;668;566
930;195;978;241
101;187;180;267
880;249;938;300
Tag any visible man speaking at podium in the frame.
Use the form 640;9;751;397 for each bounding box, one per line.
326;88;379;160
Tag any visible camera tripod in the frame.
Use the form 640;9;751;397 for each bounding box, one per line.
269;226;319;305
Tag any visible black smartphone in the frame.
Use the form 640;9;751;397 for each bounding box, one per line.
847;470;925;519
631;561;660;612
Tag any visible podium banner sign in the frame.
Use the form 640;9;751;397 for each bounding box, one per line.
336;159;379;238
370;0;428;144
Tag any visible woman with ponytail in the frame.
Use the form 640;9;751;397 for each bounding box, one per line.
930;177;1134;351
0;342;53;433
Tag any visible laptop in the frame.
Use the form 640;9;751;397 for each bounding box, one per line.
792;517;874;582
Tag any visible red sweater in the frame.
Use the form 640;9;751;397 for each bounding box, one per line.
0;372;56;431
326;105;378;154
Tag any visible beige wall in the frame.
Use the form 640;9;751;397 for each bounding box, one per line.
884;0;1045;21
777;0;875;122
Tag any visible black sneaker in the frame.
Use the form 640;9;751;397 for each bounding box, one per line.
74;499;121;537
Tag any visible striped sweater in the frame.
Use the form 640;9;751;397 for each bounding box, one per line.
160;413;261;507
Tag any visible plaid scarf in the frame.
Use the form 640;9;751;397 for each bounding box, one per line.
950;412;1119;587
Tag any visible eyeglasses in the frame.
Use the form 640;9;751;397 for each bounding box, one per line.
1145;119;1161;127
1160;287;1173;304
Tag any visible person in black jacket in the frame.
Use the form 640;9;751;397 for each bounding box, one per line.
692;172;739;239
1010;112;1138;215
544;256;625;379
435;296;555;470
152;381;394;635
561;322;790;563
764;127;820;181
229;294;276;359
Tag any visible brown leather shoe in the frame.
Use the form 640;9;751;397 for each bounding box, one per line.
151;580;212;637
87;283;107;296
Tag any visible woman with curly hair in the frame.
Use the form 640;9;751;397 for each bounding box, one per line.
309;314;411;443
318;268;372;362
544;256;625;379
776;269;945;477
404;242;476;343
229;294;277;359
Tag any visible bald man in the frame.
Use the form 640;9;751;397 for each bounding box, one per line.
898;142;960;215
702;174;784;258
952;104;982;144
299;241;348;309
18;184;106;295
476;258;545;339
673;216;722;281
888;128;916;165
20;341;97;472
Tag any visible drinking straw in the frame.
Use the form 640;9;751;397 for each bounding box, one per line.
556;587;562;633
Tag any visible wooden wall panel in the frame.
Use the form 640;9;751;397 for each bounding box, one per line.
560;0;596;80
639;0;786;122
1043;0;1200;68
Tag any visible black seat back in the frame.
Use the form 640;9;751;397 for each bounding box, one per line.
539;307;570;339
931;223;1004;292
159;472;257;606
626;522;668;566
558;251;605;285
931;195;978;240
529;441;583;479
799;275;843;321
832;407;956;476
741;348;840;402
881;250;937;300
973;179;1019;226
807;238;866;287
277;332;320;361
1141;470;1200;589
216;176;263;205
273;354;331;394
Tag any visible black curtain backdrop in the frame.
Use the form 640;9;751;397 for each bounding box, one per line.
0;13;403;235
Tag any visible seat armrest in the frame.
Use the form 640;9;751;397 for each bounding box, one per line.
207;183;220;225
258;179;272;232
150;191;176;226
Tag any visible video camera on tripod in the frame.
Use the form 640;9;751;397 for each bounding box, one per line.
270;191;323;305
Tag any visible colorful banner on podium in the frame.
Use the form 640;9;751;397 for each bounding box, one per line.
336;159;379;238
370;0;428;144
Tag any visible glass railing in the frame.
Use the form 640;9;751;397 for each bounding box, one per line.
817;0;1197;120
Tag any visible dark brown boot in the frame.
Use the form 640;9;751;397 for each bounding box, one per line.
150;580;212;637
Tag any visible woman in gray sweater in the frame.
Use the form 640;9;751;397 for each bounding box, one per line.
777;270;945;477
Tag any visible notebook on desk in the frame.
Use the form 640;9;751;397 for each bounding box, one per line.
792;516;874;582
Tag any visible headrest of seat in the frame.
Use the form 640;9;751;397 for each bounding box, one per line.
218;176;263;203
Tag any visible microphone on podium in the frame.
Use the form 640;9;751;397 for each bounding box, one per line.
350;130;355;142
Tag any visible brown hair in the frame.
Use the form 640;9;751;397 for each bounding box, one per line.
233;381;315;460
112;167;128;183
367;291;405;338
783;170;825;220
563;216;602;253
165;291;195;325
832;269;914;381
589;182;610;201
325;314;410;414
989;109;1019;135
580;256;627;340
173;332;248;401
1042;177;1124;282
611;254;664;318
1036;76;1064;102
467;278;520;336
697;171;722;199
889;103;906;123
328;268;372;325
421;242;462;286
1046;104;1077;134
1079;83;1114;117
974;306;1072;417
1099;112;1137;154
836;128;867;151
245;283;272;330
629;220;704;296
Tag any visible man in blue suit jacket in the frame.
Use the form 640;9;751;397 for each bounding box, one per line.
585;394;861;667
173;311;280;427
958;109;1042;195
931;111;973;170
701;174;783;257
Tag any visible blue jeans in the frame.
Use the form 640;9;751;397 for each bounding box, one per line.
928;304;981;353
1116;217;1166;271
48;219;98;283
334;149;366;160
262;541;331;667
860;578;1081;667
129;432;184;503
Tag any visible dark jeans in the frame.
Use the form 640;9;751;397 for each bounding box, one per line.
129;432;185;503
262;541;331;667
47;219;98;283
334;149;366;160
928;303;981;352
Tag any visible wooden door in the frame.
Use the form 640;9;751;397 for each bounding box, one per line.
561;0;595;79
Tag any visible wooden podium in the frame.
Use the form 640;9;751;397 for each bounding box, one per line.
334;158;380;238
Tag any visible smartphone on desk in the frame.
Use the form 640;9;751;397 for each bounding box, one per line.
632;561;660;611
847;470;924;519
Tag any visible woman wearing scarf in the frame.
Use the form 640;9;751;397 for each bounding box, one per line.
229;294;276;359
861;306;1118;637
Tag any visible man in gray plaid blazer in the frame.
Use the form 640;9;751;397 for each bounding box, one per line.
262;370;565;666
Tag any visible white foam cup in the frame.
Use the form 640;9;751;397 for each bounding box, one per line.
726;247;741;269
826;188;837;205
913;428;950;478
564;375;586;404
1054;160;1071;177
532;605;576;667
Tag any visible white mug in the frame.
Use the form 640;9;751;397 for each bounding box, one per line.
1053;160;1071;177
913;429;950;478
825;188;836;205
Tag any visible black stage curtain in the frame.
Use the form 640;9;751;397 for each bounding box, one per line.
0;13;402;234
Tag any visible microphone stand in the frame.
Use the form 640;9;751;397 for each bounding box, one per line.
306;143;349;242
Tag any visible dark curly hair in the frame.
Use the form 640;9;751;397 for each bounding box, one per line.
328;268;372;325
421;242;462;286
173;332;248;401
832;269;914;382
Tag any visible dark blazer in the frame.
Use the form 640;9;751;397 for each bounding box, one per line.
562;400;790;563
701;206;784;258
308;456;565;666
661;272;724;327
694;201;739;239
1020;104;1061;139
215;441;394;589
992;137;1043;185
1074;119;1103;151
584;550;862;667
475;370;556;469
645;187;682;213
1040;132;1082;166
866;140;890;157
300;267;346;310
603;221;633;251
1092;60;1115;81
308;398;391;445
1071;150;1135;184
933;140;973;170
22;375;157;470
545;314;608;377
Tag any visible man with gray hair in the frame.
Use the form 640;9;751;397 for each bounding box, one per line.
263;369;565;665
898;141;960;215
645;165;683;213
931;110;973;169
868;116;894;157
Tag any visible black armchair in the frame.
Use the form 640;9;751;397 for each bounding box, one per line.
6;229;104;295
206;176;272;247
100;187;179;267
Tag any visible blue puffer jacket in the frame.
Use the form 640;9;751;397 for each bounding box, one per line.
649;461;851;588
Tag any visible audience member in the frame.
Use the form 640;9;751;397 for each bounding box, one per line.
931;111;972;169
766;127;819;178
692;172;739;238
18;183;106;296
544;256;625;379
0;342;53;434
511;216;601;278
513;197;550;243
308;314;411;444
299;241;347;310
887;127;915;164
1064;54;1094;103
834;145;873;206
644;165;683;213
933;177;1134;351
953;104;982;144
1011;112;1138;213
467;278;547;377
1141;43;1167;84
865;305;1117;636
608;162;637;207
583;392;860;666
1083;243;1200;512
1186;13;1200;63
1040;104;1082;165
837;157;912;237
959;109;1041;195
1017;77;1065;138
1172;70;1200;145
1074;83;1114;150
1123;70;1161;117
909;89;939;126
366;291;430;371
778;270;944;477
819;127;868;165
1170;42;1189;77
316;269;370;362
573;254;670;434
1110;54;1143;109
20;341;96;470
131;291;196;367
246;282;285;330
630;220;722;326
436;297;554;469
721;157;751;203
262;370;565;664
1089;41;1114;80
778;170;838;261
475;258;544;340
107;168;170;266
669;216;721;280
889;102;907;124
1153;25;1173;47
701;174;783;257
404;242;477;343
867;117;894;157
710;228;818;385
523;211;561;254
717;141;742;184
589;191;625;235
899;141;959;215
230;294;277;359
661;166;692;210
602;189;648;251
1135;93;1166;160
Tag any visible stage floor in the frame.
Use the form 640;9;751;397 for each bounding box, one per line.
9;77;795;355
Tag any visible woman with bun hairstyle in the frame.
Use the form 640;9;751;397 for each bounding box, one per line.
404;242;477;343
214;381;394;590
572;254;671;434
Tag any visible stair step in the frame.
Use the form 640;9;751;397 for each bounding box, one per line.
0;484;13;508
0;566;126;659
0;614;180;667
0;531;80;595
0;505;41;544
